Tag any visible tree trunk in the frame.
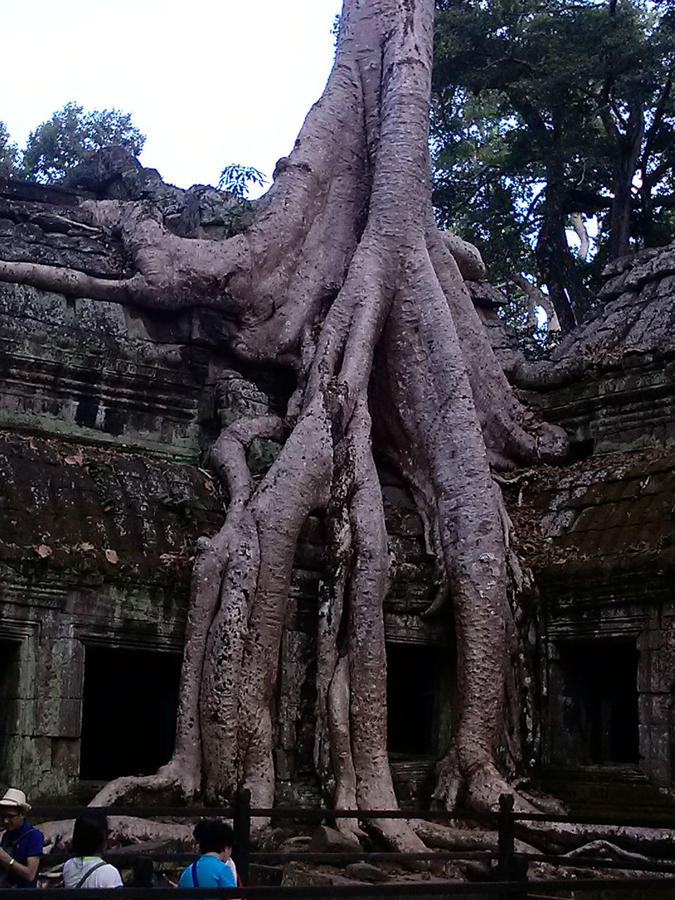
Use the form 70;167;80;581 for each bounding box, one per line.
0;0;567;834
535;169;591;331
607;105;644;261
599;96;644;262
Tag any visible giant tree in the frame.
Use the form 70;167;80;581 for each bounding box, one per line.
0;0;567;846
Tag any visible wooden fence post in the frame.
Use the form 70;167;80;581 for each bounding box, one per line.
497;793;529;899
497;792;515;878
233;787;251;885
497;792;515;898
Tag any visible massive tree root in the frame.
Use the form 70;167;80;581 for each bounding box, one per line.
0;0;567;847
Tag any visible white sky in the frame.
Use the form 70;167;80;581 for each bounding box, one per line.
1;0;342;195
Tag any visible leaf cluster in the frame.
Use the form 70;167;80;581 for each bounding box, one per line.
217;164;266;199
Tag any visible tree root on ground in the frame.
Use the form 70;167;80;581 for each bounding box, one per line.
40;817;195;853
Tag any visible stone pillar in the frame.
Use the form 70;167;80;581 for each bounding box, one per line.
15;617;85;798
637;611;673;785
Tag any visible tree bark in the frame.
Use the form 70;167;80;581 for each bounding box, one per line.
0;0;567;833
599;99;644;262
535;170;591;330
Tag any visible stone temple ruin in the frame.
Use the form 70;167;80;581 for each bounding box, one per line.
0;154;673;812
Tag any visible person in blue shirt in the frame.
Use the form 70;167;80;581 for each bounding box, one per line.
0;788;44;888
178;820;236;891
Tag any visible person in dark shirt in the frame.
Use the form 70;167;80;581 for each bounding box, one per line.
0;788;44;888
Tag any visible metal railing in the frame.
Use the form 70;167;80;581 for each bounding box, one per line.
4;791;671;898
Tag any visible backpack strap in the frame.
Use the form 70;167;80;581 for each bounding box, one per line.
76;860;108;888
191;861;200;888
9;826;36;854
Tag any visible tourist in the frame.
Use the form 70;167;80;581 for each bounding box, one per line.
178;820;236;890
125;856;157;888
62;812;122;889
224;853;238;887
0;787;44;888
125;855;173;889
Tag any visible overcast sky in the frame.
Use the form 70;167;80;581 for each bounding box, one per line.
2;0;342;194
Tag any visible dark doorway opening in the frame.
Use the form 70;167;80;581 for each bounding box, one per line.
555;638;639;765
386;643;440;757
0;640;20;779
80;645;181;780
568;438;595;463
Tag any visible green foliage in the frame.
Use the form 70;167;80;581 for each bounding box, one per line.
498;290;556;360
0;122;18;178
432;0;675;334
20;102;145;184
432;90;538;284
217;164;266;199
214;165;266;238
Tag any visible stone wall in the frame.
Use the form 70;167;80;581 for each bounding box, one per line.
475;243;675;808
1;166;674;811
0;428;223;797
0;172;289;796
532;354;675;458
0;173;451;800
512;432;675;806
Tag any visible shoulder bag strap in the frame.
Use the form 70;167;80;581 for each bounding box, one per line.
76;860;108;888
191;861;200;888
9;826;36;853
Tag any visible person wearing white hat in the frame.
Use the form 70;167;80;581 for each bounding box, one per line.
0;788;44;888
